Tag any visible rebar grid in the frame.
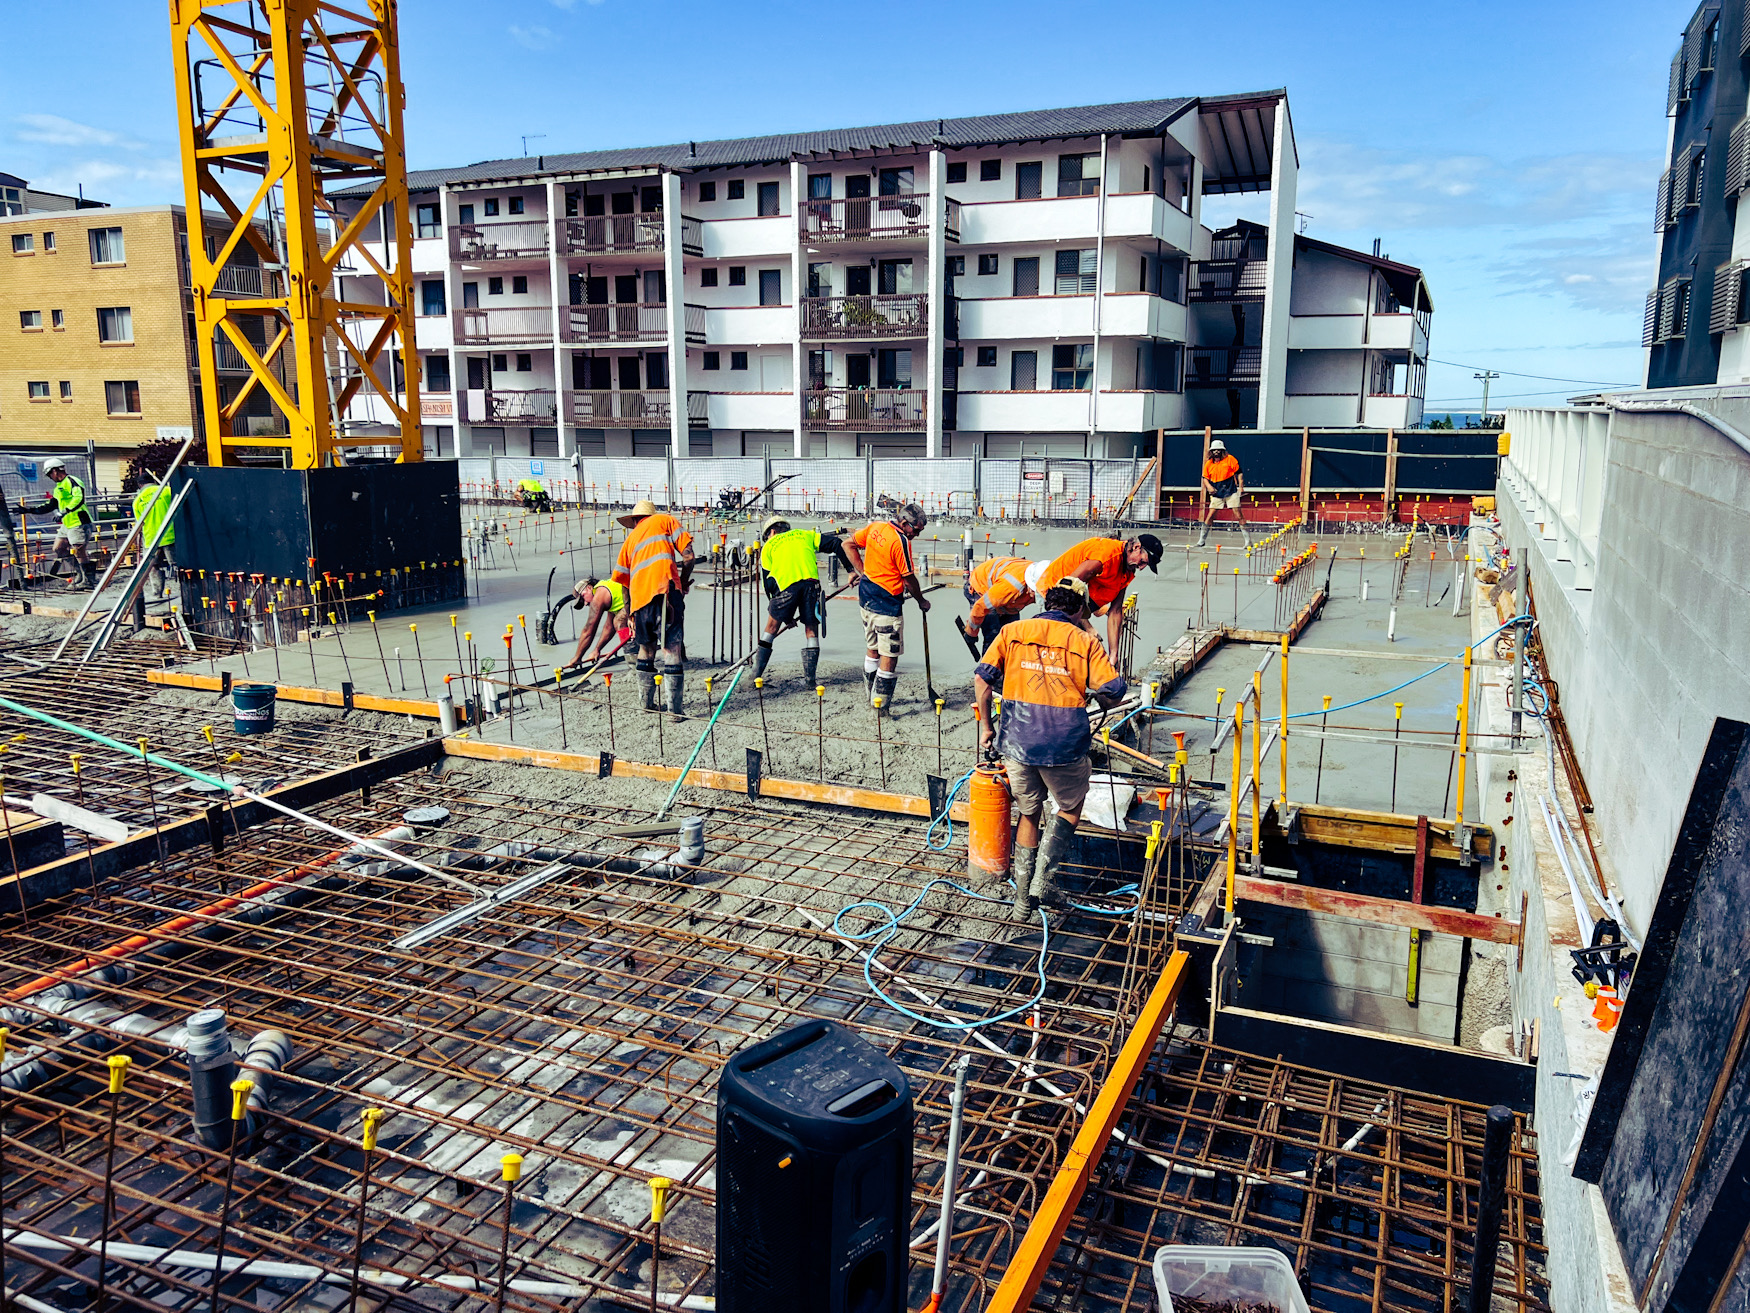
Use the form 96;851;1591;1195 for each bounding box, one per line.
1033;1041;1549;1313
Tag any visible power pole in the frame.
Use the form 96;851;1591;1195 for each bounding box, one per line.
1473;370;1501;424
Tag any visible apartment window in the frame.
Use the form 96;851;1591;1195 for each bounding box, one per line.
808;173;833;200
19;310;42;330
58;380;72;400
12;233;33;254
727;180;745;200
1739;268;1750;324
104;380;141;414
977;346;997;367
978;253;999;276
89;227;125;263
97;306;134;343
876;348;912;389
459;203;475;225
488;277;504;295
463;281;479;308
512;275;528;294
1142;165;1151;194
807;262;832;298
1688;148;1707;208
647;352;668;389
51;309;63;329
946;347;963;367
1016;162;1043;200
702;352;720;370
425;355;451;391
981;159;1002;182
1054;249;1097;295
746;180;776;217
1057;153;1099;197
492;353;508;372
1674;281;1692;335
416;203;440;238
700;267;719;287
728;266;746;286
644;270;666;303
949;255;965;276
640;186;661;213
876;259;912;295
421;280;446;316
699;181;717;202
808;350;833;389
1051;343;1094;389
1012;256;1040;297
508;196;524;215
730;351;748;370
946;161;967;184
27;381;50;400
878;168;914;196
1010;350;1037;390
484;198;500;217
42;232;55;252
510;352;529;372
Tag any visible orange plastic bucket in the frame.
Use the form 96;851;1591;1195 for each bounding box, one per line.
968;763;1013;881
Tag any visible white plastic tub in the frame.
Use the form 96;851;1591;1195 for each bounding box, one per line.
1153;1245;1311;1313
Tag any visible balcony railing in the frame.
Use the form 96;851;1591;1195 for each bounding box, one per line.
680;215;703;257
945;197;961;244
801;193;931;243
450;221;550;262
566;389;673;427
686;390;709;428
456;307;555;344
483;388;558;422
561;302;667;344
802;293;927;339
684;302;706;344
1189;259;1267;302
1185;347;1262;386
211;264;285;298
563;215;663;255
803;388;924;431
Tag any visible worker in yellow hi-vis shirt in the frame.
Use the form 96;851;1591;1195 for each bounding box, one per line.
131;480;177;598
752;517;846;687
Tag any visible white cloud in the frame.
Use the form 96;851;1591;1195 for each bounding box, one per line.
509;23;561;48
14;113;144;151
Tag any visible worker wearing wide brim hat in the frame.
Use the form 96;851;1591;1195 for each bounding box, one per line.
609;499;696;719
752;515;846;686
1198;438;1251;547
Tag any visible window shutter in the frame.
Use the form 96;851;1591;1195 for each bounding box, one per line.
1741;0;1750;56
1684;23;1705;86
1670;50;1685;112
1710;262;1741;333
1657;170;1671;230
1644;289;1660;346
1699;5;1721;69
1673;147;1694;209
1729;122;1750;196
1658;283;1678;340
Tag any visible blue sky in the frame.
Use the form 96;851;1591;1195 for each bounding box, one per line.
3;0;1680;414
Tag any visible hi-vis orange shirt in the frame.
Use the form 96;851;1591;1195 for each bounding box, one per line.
851;521;913;615
1204;452;1241;493
975;612;1127;765
969;555;1033;614
613;513;693;611
1044;537;1132;608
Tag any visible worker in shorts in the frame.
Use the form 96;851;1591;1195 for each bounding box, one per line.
611;499;695;719
753;517;844;687
19;458;95;590
1041;532;1162;657
564;575;632;670
974;576;1128;920
842;502;931;712
1197;438;1251;547
131;479;177;599
964;554;1037;650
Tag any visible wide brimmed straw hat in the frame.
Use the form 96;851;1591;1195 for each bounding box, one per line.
617;499;659;528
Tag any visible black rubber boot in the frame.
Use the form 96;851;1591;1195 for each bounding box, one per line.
1030;813;1077;909
872;669;897;712
801;641;820;687
752;640;773;678
1011;844;1038;922
663;662;685;721
636;658;658;711
864;664;878;696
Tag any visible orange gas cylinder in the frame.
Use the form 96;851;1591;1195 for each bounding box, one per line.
967;763;1013;882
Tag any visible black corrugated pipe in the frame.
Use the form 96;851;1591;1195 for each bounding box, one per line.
186;1010;292;1150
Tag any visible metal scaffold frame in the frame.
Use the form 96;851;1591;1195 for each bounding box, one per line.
169;0;422;467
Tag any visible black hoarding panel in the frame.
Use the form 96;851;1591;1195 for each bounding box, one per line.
304;462;463;577
172;467;312;579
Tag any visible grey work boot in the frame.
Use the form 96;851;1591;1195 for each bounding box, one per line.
872;669;897;712
1195;525;1209;548
663;663;686;721
1030;813;1078;910
752;641;773;678
636;660;658;711
1011;844;1038;922
800;640;820;687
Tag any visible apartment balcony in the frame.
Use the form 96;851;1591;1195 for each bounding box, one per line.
471;388;558;423
1185;347;1262;387
801;293;927;339
685;390;710;429
680;215;703;256
562;214;663;256
801;194;933;244
210;264;285;299
1189;258;1267;302
955;390;1090;431
566;389;673;427
450;221;550;264
802;388;924;431
455;307;554;345
696;390;795;430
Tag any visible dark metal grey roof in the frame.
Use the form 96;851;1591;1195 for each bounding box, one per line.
377;95;1233;194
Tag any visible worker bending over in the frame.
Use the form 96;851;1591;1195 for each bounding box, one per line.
1041;532;1161;656
131;479;177;599
964;554;1036;649
842;502;931;711
753;517;844;686
611;499;695;719
974;576;1128;919
1198;438;1251;547
20;458;95;590
516;477;552;514
565;575;631;670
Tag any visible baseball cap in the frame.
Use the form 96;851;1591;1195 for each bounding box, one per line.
1137;532;1163;574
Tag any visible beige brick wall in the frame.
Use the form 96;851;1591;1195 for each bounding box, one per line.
0;206;198;478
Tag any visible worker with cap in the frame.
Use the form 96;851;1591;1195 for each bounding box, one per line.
564;574;632;670
19;458;95;590
842;501;931;711
1040;532;1162;656
1198;438;1251;547
130;478;177;599
974;575;1128;920
610;499;695;719
753;516;845;686
515;476;551;514
964;554;1038;650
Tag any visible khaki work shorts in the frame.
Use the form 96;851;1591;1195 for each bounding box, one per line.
1004;756;1092;818
1207;492;1242;511
859;606;904;658
58;522;89;547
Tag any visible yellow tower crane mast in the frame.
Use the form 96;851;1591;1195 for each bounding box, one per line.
169;0;421;468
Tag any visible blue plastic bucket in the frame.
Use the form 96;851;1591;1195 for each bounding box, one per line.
232;682;277;735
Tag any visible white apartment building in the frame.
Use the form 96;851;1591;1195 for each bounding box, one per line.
332;92;1431;460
